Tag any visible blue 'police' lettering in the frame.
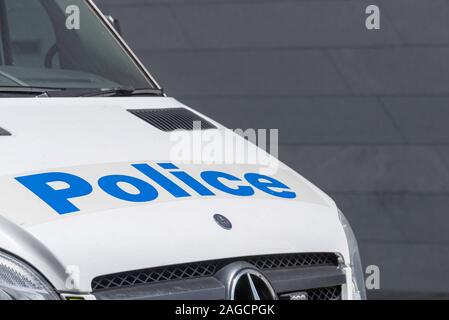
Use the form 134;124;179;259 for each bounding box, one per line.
132;163;190;198
15;163;297;215
170;171;216;196
245;173;296;199
159;163;216;196
98;175;158;202
15;172;93;215
201;171;255;197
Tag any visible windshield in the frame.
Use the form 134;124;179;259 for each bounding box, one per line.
0;0;154;93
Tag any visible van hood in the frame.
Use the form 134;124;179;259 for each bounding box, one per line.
0;97;348;293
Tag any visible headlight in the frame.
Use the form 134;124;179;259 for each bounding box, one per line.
0;251;60;300
338;210;367;300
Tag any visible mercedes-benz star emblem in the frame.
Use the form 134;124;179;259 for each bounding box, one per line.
213;214;232;230
230;269;277;300
216;262;278;300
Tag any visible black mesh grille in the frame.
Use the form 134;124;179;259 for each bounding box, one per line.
92;253;338;292
128;108;216;132
306;286;342;301
0;127;10;136
246;253;337;270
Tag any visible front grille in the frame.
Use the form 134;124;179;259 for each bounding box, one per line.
92;253;338;292
307;286;341;301
247;253;337;270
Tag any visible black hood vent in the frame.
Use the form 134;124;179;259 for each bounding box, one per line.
128;108;217;132
0;127;10;136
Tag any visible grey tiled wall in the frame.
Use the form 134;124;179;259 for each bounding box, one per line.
94;0;449;297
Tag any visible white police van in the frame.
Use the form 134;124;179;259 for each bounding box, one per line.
0;0;366;300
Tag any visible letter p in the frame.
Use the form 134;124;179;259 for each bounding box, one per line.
16;172;93;215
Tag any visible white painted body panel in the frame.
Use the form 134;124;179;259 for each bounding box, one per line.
0;97;349;293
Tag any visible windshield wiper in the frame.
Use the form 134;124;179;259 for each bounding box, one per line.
0;86;164;97
80;87;164;97
0;86;65;95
